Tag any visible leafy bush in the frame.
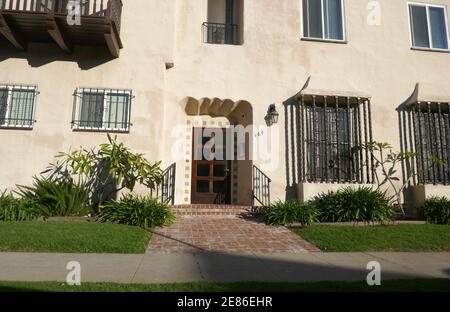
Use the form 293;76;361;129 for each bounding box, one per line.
16;176;91;217
0;191;38;221
98;195;175;229
418;197;450;225
54;134;163;207
312;187;393;223
263;200;319;226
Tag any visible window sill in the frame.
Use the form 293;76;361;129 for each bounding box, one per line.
0;125;34;130
203;42;243;46
72;127;130;134
301;37;347;44
411;47;450;53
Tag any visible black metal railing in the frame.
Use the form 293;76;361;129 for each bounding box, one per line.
202;22;240;45
402;102;450;185
0;84;38;129
298;95;374;184
71;87;132;132
252;165;271;207
151;163;176;205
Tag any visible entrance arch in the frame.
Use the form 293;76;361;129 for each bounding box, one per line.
184;97;253;205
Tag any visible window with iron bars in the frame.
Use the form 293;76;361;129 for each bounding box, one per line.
298;95;374;184
0;85;38;129
71;88;132;132
410;102;450;185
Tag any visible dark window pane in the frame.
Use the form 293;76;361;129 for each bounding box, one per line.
0;89;8;125
302;0;309;37
197;165;210;177
196;181;209;193
307;0;323;38
202;136;212;145
410;5;430;48
225;0;234;24
213;181;225;193
106;93;129;129
80;92;104;128
414;110;450;184
306;105;354;182
9;89;35;127
214;165;226;177
429;7;449;49
324;0;343;40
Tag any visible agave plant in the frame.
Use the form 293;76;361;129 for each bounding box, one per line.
16;176;91;217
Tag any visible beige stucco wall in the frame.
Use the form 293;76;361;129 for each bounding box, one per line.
1;0;449;205
0;0;176;190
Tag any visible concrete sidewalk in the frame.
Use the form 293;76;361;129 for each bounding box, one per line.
0;252;449;283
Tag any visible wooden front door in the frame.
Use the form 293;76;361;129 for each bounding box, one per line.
191;127;231;204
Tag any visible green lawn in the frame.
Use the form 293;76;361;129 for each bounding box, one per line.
293;224;450;252
0;279;449;292
0;221;151;253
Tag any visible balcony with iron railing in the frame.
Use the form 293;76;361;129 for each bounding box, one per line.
0;0;123;57
202;22;240;45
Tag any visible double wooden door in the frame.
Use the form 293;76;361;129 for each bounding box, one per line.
191;128;231;204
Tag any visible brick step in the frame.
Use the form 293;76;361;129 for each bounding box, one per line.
170;205;262;219
171;204;253;209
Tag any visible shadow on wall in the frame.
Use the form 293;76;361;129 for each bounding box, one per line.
283;95;301;201
0;40;115;70
283;78;312;201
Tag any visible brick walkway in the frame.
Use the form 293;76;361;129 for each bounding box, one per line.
146;217;319;254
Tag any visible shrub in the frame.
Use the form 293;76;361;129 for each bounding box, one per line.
16;176;91;217
263;200;319;227
418;197;450;225
0;191;38;221
54;134;163;207
98;195;175;229
312;187;393;223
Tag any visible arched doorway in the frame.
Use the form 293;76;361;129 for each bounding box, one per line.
184;97;253;205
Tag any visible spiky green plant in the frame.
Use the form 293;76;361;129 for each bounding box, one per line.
0;191;38;221
312;187;393;224
16;176;91;217
263;200;319;227
418;197;450;225
98;195;175;229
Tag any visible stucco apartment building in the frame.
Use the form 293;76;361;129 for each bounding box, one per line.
0;0;449;210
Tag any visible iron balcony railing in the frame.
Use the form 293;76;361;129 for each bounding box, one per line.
0;0;123;34
252;165;271;207
202;22;240;45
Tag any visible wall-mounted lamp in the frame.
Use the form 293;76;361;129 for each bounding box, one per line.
264;104;279;127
